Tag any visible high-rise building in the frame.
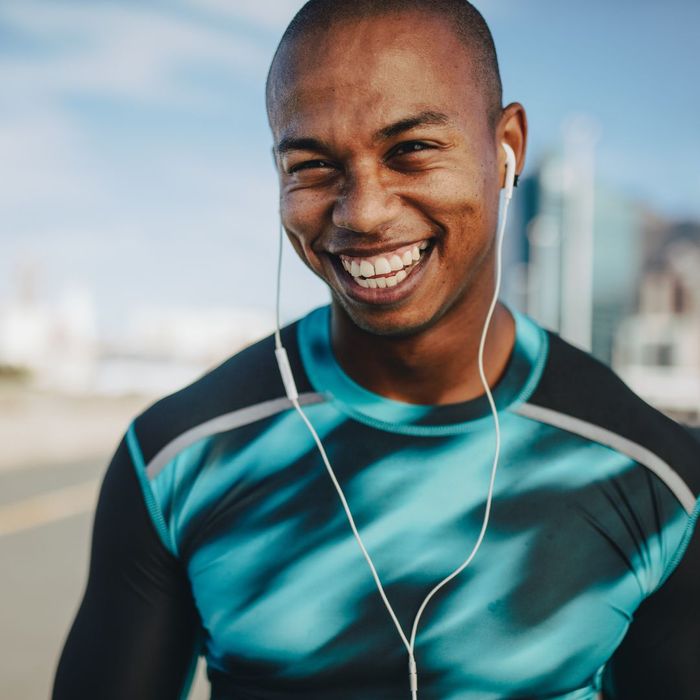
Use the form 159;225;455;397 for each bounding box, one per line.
613;223;700;424
505;121;648;367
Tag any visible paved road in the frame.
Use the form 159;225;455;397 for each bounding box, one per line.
0;456;209;699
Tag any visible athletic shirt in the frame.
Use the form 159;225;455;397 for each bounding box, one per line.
53;303;700;700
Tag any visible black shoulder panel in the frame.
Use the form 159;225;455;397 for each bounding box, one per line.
529;331;700;498
52;437;201;699
602;522;700;698
134;318;313;465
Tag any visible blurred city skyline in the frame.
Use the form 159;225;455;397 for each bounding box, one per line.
1;0;699;337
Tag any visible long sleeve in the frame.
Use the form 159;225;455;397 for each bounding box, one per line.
52;435;203;700
602;510;700;699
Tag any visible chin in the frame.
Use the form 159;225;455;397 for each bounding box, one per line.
331;290;441;339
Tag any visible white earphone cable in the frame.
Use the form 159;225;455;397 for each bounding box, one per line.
274;157;513;699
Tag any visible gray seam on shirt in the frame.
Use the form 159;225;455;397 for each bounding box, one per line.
515;402;696;515
145;392;326;480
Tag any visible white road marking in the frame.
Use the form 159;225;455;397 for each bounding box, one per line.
0;479;100;538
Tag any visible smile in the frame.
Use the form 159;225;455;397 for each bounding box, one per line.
338;240;431;288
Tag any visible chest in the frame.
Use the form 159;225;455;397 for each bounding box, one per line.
181;443;640;698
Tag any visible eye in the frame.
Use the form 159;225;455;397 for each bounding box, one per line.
287;159;334;175
389;141;434;158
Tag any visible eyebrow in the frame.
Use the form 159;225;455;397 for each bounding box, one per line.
274;110;453;155
376;110;452;140
275;136;325;156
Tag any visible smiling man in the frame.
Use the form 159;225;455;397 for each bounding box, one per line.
53;2;700;699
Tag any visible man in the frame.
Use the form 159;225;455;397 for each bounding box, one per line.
53;1;699;698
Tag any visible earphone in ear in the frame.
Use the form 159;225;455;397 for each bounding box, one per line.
502;142;516;200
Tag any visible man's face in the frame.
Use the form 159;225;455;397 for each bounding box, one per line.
269;10;504;337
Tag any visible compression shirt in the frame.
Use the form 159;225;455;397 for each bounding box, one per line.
53;302;700;699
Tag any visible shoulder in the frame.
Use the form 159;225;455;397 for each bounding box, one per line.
518;328;700;511
129;315;316;471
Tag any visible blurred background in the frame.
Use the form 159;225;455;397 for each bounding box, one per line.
1;1;698;697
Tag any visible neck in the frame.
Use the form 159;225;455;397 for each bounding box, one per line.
330;290;516;406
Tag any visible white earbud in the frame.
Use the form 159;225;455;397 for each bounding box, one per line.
502;142;516;201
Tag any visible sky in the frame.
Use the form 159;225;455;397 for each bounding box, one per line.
1;0;698;336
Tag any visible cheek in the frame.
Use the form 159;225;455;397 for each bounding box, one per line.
418;153;490;207
418;167;491;240
280;189;331;273
428;168;483;201
281;188;328;236
419;165;498;283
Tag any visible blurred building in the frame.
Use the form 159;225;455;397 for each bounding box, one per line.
613;224;700;425
502;118;700;427
0;261;275;397
504;118;648;366
94;306;275;397
0;266;99;393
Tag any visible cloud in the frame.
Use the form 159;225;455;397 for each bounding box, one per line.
0;107;103;213
0;1;279;226
186;0;512;30
188;0;306;31
0;1;271;107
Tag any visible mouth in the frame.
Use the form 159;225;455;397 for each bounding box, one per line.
328;238;436;305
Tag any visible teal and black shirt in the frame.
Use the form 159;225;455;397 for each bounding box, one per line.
53;303;700;699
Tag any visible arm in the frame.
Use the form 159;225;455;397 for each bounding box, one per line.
602;516;700;699
52;435;202;700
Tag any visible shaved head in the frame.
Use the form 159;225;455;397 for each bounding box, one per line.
266;0;503;132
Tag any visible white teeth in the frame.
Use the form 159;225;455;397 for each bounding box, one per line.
342;239;432;289
373;257;392;275
389;255;404;271
360;260;375;277
354;268;413;289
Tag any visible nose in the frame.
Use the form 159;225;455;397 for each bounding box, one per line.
332;168;399;234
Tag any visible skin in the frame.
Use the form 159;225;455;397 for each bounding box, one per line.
267;9;527;405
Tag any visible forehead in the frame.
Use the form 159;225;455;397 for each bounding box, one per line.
268;10;488;144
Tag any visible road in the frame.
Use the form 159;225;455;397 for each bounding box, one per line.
0;455;209;700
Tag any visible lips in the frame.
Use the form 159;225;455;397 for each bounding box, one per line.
329;239;435;304
335;239;431;285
